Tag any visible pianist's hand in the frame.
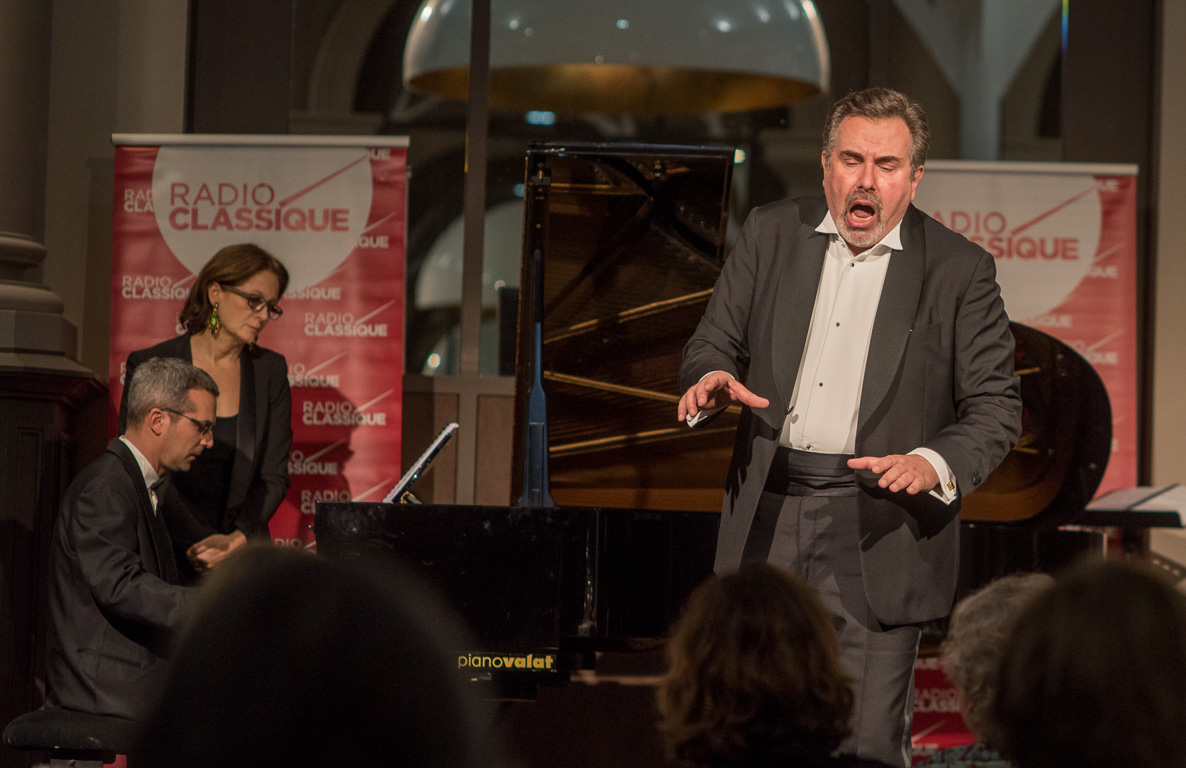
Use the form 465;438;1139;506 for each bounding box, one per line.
187;530;248;574
847;454;939;496
677;371;770;422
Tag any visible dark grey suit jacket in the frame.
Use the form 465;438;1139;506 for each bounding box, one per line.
46;439;194;719
680;197;1021;625
118;334;292;541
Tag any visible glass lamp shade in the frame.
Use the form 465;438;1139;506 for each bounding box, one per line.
403;0;830;114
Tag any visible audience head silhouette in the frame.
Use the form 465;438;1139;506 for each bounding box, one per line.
135;544;487;768
657;563;855;768
993;559;1186;768
940;572;1053;750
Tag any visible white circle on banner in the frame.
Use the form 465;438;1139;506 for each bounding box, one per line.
914;172;1101;321
152;146;373;292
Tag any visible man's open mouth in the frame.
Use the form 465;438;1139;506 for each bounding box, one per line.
848;200;878;226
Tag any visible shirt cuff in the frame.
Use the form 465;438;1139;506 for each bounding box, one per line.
909;447;957;504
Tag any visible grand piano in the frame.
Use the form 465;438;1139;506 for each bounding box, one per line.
314;142;1113;696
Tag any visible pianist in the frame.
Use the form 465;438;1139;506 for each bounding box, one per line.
45;358;216;719
678;87;1021;767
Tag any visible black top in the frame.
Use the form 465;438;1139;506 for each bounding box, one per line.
170;414;237;532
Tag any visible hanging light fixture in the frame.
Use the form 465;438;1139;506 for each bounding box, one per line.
403;0;830;114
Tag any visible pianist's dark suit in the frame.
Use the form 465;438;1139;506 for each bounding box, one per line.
46;439;194;719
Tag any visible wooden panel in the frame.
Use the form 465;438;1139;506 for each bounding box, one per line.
474;393;513;505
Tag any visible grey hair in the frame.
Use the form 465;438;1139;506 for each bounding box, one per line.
821;87;930;178
125;357;220;428
940;572;1054;748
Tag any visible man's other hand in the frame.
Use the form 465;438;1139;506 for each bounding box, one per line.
677;371;770;422
187;530;248;574
847;454;939;495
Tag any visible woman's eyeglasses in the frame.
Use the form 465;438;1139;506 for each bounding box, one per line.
221;285;283;320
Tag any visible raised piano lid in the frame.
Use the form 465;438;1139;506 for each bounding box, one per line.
512;142;738;512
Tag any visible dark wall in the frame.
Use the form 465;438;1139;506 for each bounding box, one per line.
187;0;293;133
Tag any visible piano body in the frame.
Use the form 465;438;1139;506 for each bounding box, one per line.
315;142;1114;696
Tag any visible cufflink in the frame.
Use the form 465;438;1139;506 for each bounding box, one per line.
946;481;955;491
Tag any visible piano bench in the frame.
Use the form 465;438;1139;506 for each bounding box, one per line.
2;708;142;767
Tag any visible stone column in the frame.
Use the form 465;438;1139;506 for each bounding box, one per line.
1;1;102;762
0;0;88;375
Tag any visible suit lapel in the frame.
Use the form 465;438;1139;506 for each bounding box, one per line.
110;439;178;581
771;206;829;411
228;349;258;508
858;206;925;433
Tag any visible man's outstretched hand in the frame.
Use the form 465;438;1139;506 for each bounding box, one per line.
847;454;939;495
678;371;770;422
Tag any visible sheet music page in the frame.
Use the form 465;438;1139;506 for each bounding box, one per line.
1134;484;1186;512
1085;485;1175;511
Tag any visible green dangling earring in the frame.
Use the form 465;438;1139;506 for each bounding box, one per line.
208;302;222;338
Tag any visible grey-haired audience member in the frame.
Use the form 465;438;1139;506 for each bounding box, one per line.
920;572;1053;767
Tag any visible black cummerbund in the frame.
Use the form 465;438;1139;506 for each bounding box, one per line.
764;446;857;497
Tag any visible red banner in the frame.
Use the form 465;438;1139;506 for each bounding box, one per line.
914;161;1139;494
910;162;1139;759
111;135;408;549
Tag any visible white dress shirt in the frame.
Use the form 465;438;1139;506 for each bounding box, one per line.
781;214;896;453
119;435;163;514
775;212;955;502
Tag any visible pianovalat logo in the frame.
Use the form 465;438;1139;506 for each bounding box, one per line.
152;145;375;292
300;489;351;516
288;361;341;388
458;653;555;671
288;450;337;476
120;274;191;301
302;399;388;427
918;172;1105;322
304;309;389;338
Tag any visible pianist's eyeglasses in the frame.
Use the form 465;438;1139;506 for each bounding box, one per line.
162;408;215;437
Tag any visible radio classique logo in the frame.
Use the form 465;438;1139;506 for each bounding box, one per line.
151;146;376;292
918;172;1105;322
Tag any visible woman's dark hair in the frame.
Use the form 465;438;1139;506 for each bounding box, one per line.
993;559;1186;768
178;243;289;334
657;563;854;767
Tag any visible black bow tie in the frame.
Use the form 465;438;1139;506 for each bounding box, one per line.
150;476;168;494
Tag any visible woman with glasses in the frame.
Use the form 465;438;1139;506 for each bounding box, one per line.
119;243;293;580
